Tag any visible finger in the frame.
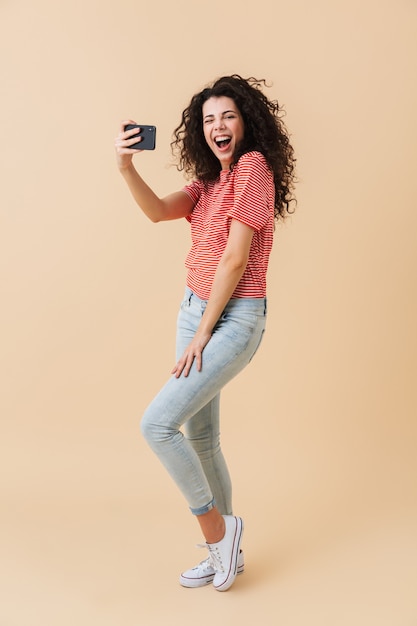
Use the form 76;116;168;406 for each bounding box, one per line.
115;130;142;144
171;361;182;376
116;122;143;147
126;135;143;147
115;137;143;153
114;144;142;155
195;350;202;372
125;127;142;139
182;354;193;378
120;119;137;133
171;356;186;378
174;351;195;378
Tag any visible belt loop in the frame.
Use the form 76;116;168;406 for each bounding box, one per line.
264;298;267;315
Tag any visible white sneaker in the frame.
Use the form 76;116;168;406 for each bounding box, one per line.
180;548;245;588
208;515;244;591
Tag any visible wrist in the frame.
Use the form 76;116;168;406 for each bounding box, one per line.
197;320;215;336
118;161;136;175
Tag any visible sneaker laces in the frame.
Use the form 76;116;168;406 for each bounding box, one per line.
193;545;215;572
206;544;225;573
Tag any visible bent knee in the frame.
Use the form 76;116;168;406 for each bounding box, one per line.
140;410;157;442
140;412;150;441
140;409;178;444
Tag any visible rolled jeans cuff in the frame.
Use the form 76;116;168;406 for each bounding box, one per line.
190;497;216;516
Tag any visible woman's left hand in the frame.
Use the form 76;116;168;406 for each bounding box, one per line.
172;330;212;378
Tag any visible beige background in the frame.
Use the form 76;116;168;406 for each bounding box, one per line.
1;0;416;624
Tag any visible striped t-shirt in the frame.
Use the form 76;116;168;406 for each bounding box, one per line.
182;151;275;300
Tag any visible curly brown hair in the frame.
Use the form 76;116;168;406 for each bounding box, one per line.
171;74;296;220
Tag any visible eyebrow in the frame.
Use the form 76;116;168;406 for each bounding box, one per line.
203;109;237;120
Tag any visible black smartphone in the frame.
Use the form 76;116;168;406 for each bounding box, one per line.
124;124;156;150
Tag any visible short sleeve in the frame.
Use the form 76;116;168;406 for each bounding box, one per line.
227;152;273;231
182;179;204;222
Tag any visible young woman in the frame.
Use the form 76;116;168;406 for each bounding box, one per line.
114;75;296;591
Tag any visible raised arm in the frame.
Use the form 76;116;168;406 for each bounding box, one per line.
115;120;194;222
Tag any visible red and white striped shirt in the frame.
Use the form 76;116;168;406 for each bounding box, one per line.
182;151;275;300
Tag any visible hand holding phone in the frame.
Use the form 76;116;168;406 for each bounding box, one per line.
124;124;156;150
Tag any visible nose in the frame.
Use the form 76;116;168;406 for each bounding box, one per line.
214;117;225;131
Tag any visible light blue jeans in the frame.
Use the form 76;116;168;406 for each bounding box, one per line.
141;287;267;515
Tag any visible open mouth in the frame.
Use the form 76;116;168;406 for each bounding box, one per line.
214;136;232;149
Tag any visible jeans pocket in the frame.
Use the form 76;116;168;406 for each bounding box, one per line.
218;309;260;338
180;295;191;311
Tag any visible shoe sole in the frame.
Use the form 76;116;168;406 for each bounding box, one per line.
179;563;245;588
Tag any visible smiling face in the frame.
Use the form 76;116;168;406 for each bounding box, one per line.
202;96;245;170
